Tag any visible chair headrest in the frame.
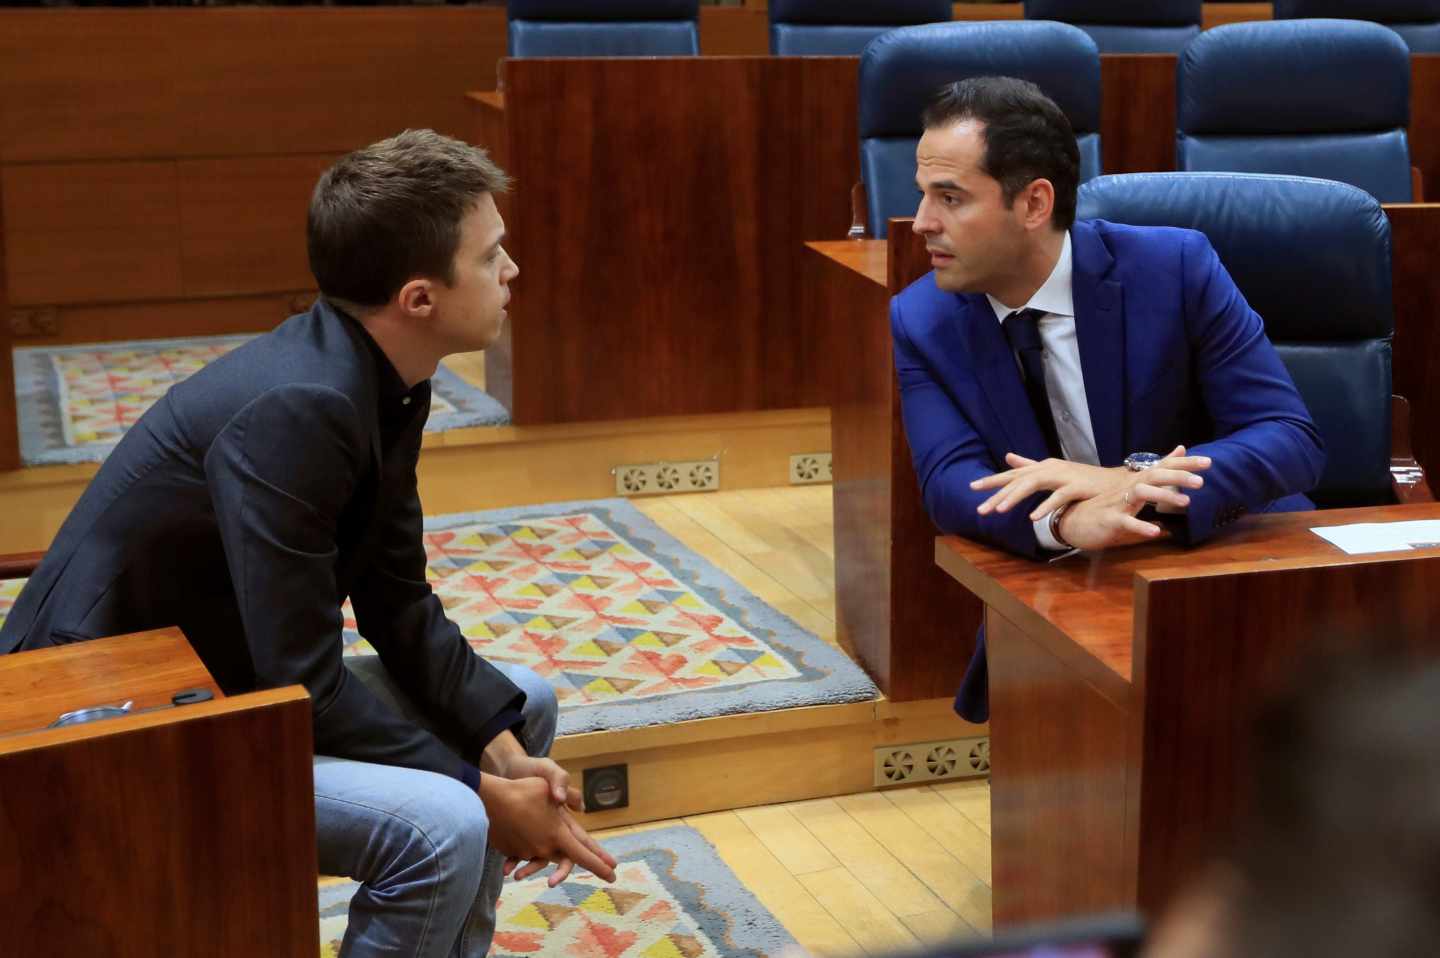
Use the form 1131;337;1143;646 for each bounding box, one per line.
770;0;951;25
1024;0;1202;26
1077;172;1391;340
858;21;1100;138
508;0;698;21
1274;0;1440;21
1179;20;1410;133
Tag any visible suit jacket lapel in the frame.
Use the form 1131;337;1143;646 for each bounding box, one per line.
949;293;1053;462
1071;222;1126;467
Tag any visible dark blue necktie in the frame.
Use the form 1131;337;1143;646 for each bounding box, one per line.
1001;308;1064;459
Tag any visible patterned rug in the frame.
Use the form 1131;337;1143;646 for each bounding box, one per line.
318;826;797;958
345;499;876;734
0;500;876;732
13;334;510;466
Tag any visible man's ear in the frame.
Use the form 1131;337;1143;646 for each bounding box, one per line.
397;278;434;318
1020;178;1057;232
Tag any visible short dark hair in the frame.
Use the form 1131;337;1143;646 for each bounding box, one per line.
307;129;511;309
921;76;1080;230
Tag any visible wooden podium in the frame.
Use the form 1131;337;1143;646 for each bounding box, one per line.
0;628;318;957
935;504;1440;926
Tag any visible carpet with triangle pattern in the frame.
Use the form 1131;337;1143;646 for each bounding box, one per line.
13;334;508;466
318;825;797;958
0;499;877;733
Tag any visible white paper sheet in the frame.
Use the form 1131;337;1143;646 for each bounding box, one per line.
1310;520;1440;555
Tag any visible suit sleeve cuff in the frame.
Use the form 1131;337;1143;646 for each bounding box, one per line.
459;762;481;792
467;707;528;766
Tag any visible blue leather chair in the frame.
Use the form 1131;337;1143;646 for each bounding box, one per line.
1177;20;1415;203
858;21;1101;238
507;0;700;58
769;0;951;56
1079;172;1395;507
1274;0;1440;53
1023;0;1202;54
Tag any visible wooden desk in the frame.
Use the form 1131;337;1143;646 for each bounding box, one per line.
468;56;857;425
935;503;1440;925
816;205;1440;702
0;628;317;956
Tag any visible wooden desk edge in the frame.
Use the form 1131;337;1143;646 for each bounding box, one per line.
1135;543;1440;585
934;536;1134;708
0;684;310;756
465;90;505;110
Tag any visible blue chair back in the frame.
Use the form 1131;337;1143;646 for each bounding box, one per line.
1274;0;1440;53
1177;20;1414;203
1023;0;1202;53
508;0;700;58
1078;172;1393;506
858;21;1101;238
769;0;952;56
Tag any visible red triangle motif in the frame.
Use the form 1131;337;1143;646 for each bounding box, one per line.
576;919;637;958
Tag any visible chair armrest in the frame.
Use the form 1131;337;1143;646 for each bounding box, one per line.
1391;394;1434;503
849;181;869;239
0;552;44;580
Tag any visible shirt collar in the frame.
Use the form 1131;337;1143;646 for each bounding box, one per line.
331;299;419;404
986;230;1074;323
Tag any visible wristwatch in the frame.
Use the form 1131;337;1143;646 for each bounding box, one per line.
1124;452;1163;472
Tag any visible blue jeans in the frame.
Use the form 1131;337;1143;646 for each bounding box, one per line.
315;658;558;958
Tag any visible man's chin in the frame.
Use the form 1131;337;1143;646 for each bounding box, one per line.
931;268;976;294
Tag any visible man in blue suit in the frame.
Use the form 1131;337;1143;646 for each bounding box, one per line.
0;131;615;957
893;78;1325;721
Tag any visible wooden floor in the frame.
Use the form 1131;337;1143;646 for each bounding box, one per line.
584;486;993;954
596;781;993;957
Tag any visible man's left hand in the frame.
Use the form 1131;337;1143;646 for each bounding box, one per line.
483;730;581;809
970;446;1210;521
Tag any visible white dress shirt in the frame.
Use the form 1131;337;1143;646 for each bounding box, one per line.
986;231;1099;550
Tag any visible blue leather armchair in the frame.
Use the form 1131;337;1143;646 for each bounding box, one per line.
1177;20;1415;203
857;21;1101;238
507;0;700;58
1078;172;1412;507
1023;0;1202;54
1274;0;1440;53
769;0;951;56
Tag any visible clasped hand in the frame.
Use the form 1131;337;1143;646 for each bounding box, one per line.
483;742;618;887
969;445;1212;550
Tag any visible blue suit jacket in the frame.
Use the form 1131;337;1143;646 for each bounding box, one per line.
892;220;1326;718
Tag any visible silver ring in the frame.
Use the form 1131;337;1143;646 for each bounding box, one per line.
1122;490;1132;507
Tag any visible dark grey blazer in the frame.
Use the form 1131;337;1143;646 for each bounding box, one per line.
0;300;523;783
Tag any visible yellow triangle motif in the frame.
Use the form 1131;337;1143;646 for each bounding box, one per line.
695;662;726;677
572;641;608;658
571;576;597;591
618;601;652;616
510;904;551;930
642;938;685;958
632;632;664;649
512;527;540;542
579;889;618;915
462;622;494;640
584;678;619;696
753;653;783;669
524;616;554;631
517;584;546;598
674;595;703;610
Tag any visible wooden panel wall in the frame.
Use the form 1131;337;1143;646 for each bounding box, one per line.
494;56;857;425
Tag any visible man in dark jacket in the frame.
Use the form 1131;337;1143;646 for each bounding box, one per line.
0;129;615;957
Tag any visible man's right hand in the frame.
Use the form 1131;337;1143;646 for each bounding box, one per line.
480;774;618;886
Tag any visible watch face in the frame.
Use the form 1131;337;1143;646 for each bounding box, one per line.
1126;452;1163;471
